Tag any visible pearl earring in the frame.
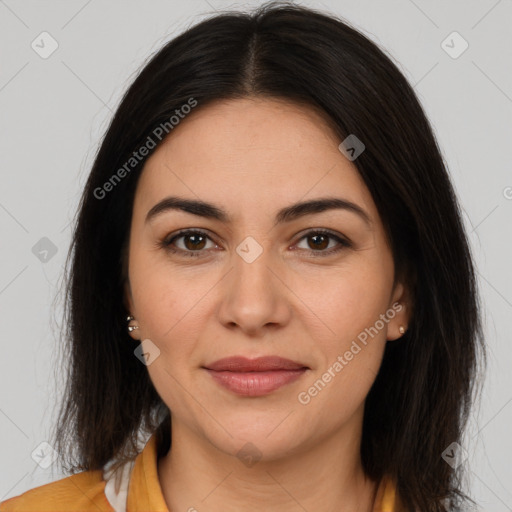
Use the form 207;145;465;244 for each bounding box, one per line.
398;325;406;334
126;315;139;333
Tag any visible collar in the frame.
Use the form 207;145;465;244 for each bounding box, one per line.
126;434;169;512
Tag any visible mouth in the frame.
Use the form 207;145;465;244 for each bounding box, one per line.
202;356;309;397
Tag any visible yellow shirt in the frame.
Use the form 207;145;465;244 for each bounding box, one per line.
0;434;404;511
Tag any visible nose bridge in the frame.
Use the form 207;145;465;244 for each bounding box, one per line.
218;234;290;333
235;239;272;290
232;234;277;304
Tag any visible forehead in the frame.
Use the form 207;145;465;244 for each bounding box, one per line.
134;97;377;223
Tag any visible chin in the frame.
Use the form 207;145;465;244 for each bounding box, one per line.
200;413;309;463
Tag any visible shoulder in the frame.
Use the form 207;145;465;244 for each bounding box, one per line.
0;469;113;512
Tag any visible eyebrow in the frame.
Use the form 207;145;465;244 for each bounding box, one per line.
145;196;372;227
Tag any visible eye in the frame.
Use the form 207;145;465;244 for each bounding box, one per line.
160;228;351;258
294;229;351;256
161;229;218;257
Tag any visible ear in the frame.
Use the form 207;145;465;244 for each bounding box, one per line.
386;281;412;341
123;280;141;340
123;279;134;314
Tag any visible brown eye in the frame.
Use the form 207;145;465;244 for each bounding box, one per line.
307;233;330;250
162;230;217;257
182;233;207;250
295;230;351;256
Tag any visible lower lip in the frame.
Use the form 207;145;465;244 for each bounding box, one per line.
205;369;307;396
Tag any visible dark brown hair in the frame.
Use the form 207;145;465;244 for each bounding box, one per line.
50;2;485;510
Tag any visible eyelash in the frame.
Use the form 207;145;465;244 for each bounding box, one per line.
159;229;352;258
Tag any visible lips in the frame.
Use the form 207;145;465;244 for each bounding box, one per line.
203;356;308;397
204;356;307;372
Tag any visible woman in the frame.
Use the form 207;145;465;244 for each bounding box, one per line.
0;2;485;511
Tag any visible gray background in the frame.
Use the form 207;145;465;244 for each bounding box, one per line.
0;0;511;509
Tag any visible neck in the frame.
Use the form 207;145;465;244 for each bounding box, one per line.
157;415;379;512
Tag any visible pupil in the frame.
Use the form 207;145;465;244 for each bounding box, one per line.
186;234;205;250
310;234;328;250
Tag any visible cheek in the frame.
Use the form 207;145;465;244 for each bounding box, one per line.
129;255;219;378
129;246;199;332
292;258;393;409
293;261;394;343
130;265;205;410
296;281;389;426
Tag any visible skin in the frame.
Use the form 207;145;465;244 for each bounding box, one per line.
124;97;410;512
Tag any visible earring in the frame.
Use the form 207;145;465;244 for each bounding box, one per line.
398;325;406;334
127;315;139;333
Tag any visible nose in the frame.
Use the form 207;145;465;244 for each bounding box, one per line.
217;241;292;337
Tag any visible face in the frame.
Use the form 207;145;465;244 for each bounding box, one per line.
124;97;409;461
